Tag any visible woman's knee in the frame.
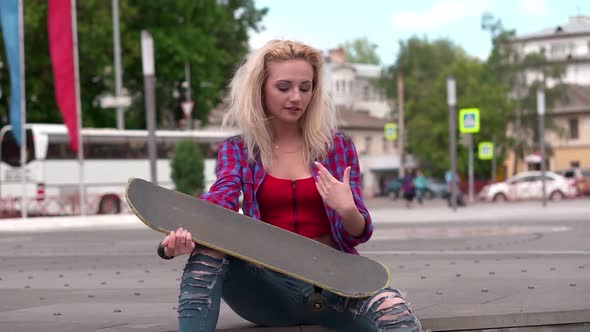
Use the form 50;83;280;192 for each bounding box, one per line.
178;247;229;318
366;289;422;331
183;247;229;285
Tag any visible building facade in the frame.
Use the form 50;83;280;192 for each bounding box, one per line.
507;15;590;176
323;49;414;197
323;48;390;119
336;108;414;197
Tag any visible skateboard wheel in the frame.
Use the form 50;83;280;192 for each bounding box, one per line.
309;293;325;311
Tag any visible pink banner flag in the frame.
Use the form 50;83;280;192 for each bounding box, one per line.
48;0;78;152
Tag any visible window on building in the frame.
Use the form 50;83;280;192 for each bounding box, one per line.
569;118;579;139
349;81;353;94
363;86;370;100
550;43;565;57
551;42;576;59
364;136;372;155
382;137;389;153
336;80;340;92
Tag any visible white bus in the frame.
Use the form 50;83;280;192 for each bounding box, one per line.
0;123;237;217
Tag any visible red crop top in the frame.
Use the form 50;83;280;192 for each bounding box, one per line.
257;173;331;238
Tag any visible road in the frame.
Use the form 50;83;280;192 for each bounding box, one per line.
0;198;589;331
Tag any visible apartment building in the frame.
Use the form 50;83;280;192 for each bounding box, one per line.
506;15;590;175
323;49;412;196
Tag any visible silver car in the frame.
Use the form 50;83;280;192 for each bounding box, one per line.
478;171;578;202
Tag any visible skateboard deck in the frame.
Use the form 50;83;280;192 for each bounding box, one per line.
125;177;390;298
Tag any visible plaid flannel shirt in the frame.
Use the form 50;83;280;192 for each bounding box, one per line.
199;132;373;255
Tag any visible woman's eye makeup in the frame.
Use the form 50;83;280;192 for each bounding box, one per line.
277;84;290;91
274;81;312;92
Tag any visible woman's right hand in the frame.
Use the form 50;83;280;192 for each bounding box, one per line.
161;228;195;258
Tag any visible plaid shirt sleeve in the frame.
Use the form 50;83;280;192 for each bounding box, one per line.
198;138;242;212
336;133;373;248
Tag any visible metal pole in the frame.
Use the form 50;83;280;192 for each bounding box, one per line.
145;76;157;184
0;127;4;200
468;134;474;203
18;0;27;219
447;76;457;211
142;30;157;184
72;0;86;215
397;73;405;177
537;88;547;207
0;62;3;201
112;0;124;130
184;62;192;130
491;135;497;182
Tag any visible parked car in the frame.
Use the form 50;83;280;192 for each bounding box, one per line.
579;170;590;196
385;178;402;199
424;178;447;198
385;177;446;200
478;171;577;202
562;169;590;196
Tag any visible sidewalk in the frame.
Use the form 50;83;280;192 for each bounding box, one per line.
366;197;590;224
1;198;588;233
1;199;589;331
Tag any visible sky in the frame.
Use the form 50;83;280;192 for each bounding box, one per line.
249;0;587;66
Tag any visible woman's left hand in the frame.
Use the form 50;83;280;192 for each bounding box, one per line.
314;162;356;214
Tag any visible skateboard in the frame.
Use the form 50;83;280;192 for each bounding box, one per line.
125;177;390;298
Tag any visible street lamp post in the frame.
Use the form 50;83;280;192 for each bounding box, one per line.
397;73;405;178
537;88;547;207
447;76;457;211
468;133;474;203
112;0;125;130
182;62;193;130
141;30;157;185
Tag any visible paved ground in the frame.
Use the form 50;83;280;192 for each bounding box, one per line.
0;197;589;331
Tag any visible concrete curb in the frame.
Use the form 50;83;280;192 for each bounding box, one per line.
1;200;589;232
0;214;143;232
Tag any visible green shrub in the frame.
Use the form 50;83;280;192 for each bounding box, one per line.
170;140;205;195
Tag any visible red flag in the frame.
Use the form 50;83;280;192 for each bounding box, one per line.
48;0;78;152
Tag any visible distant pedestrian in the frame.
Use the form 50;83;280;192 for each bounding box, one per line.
402;169;416;208
413;169;427;205
444;170;465;207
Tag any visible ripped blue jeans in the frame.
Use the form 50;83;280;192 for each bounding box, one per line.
178;249;422;332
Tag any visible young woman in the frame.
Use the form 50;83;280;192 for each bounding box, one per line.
158;40;422;332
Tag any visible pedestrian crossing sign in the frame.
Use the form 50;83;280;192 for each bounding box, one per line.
384;123;397;141
459;108;480;134
478;142;493;160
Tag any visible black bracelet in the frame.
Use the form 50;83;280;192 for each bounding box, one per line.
157;243;174;260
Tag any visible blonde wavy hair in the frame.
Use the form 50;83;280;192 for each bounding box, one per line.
223;39;337;169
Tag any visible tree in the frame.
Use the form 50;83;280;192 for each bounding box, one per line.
0;0;267;130
482;13;566;175
171;140;204;195
379;37;513;178
339;37;380;65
